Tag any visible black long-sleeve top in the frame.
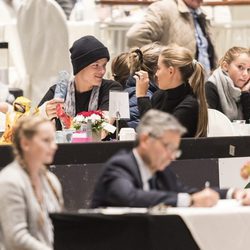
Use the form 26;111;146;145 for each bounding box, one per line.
205;81;250;123
137;83;199;137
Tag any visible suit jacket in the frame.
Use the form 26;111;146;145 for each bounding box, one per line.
0;161;63;250
91;150;228;208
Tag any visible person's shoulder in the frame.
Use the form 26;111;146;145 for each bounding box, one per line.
47;170;61;186
206;80;217;88
47;170;62;193
149;0;175;9
205;81;219;93
180;92;199;109
101;79;123;90
107;149;133;163
103;150;137;177
38;84;57;106
125;76;136;88
0;161;25;187
44;84;57;94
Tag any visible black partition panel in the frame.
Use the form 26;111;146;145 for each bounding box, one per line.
50;213;199;250
50;160;218;211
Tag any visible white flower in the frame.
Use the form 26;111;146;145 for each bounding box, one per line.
89;114;101;124
73;115;86;123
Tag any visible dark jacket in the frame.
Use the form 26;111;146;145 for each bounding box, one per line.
205;81;250;122
125;76;158;129
91;150;228;208
137;83;199;137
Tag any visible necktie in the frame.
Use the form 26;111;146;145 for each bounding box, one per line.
148;176;157;190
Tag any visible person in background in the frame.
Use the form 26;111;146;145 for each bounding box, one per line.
135;44;207;137
111;52;130;88
39;35;122;130
0;116;63;250
205;47;250;122
125;43;162;128
55;0;75;19
126;0;216;75
91;109;250;208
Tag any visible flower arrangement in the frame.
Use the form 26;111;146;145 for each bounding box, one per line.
72;110;107;133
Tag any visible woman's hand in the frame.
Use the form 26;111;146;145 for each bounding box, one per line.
241;80;250;92
135;70;150;97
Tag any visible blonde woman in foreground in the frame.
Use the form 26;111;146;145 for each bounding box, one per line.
0;116;63;250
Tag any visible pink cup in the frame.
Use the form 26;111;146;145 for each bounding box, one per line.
71;132;92;143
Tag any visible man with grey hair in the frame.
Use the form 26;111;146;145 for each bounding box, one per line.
91;110;250;208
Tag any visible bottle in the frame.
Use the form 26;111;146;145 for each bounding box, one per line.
86;119;92;141
54;71;70;100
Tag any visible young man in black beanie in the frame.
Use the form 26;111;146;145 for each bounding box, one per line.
38;35;122;131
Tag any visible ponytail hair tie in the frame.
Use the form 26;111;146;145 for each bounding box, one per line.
134;49;143;64
192;59;197;67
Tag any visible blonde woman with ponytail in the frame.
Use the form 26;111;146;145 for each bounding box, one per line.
0;116;63;250
136;44;207;137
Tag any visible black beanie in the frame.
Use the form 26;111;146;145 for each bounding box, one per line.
70;35;110;75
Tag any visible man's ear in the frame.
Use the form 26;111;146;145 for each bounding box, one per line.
221;61;229;72
139;133;150;150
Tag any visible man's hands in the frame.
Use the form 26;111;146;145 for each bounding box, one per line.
45;98;64;119
232;188;250;206
240;162;250;180
191;188;219;207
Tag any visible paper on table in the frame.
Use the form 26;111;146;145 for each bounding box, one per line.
79;207;148;215
109;91;130;119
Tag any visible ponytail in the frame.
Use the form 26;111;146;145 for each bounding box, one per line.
189;61;208;137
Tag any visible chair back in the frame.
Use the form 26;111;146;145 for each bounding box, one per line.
207;108;236;137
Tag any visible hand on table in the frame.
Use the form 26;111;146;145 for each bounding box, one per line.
233;188;250;206
240;162;250;180
191;188;219;207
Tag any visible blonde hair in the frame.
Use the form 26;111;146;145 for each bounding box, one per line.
128;43;163;82
12;115;51;159
111;52;130;87
219;46;250;67
12;116;62;223
160;45;207;137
